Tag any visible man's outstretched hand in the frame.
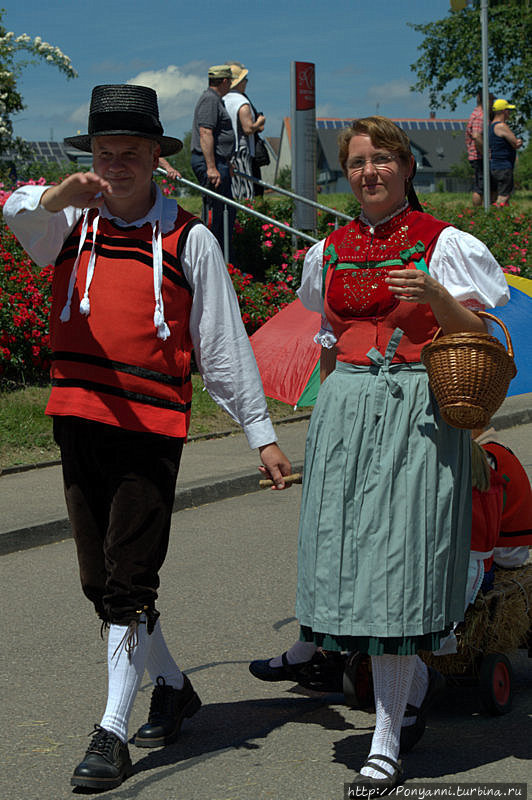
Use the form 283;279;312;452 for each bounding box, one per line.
41;172;112;213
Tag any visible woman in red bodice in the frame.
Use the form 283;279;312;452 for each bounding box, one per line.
250;117;510;789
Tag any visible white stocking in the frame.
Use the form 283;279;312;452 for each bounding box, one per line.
145;620;184;689
361;654;416;779
269;640;317;668
402;656;428;728
100;619;152;743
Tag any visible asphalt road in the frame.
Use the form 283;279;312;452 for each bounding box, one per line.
1;486;531;800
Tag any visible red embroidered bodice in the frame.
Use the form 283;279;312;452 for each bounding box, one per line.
322;207;450;365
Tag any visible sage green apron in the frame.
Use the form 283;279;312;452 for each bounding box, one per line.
296;329;471;655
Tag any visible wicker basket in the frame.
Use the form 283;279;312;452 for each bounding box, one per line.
421;311;517;429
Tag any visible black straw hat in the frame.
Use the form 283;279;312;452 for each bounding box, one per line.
64;84;182;156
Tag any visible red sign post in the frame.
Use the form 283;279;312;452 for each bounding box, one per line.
290;61;317;231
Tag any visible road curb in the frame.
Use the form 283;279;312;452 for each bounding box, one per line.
0;461;305;556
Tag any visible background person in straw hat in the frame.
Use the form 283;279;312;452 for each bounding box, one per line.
489;98;523;207
4;82;291;791
223;61;266;202
249;116;509;790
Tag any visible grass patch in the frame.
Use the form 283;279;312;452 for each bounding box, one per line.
0;376;308;470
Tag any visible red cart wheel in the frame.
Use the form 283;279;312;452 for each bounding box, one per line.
479;653;513;715
343;652;374;709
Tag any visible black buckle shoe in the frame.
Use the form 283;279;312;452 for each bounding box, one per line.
249;650;346;692
71;725;133;790
133;675;201;748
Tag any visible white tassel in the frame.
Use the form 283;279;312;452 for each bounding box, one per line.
78;214;99;318
156;321;170;341
152;220;170;340
79;296;91;315
60;209;91;324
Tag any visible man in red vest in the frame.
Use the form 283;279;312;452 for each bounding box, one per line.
4;84;291;791
474;427;532;569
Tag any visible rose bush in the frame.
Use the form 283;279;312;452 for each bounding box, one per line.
0;224;52;386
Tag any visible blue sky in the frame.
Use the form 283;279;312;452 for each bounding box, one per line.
7;0;477;146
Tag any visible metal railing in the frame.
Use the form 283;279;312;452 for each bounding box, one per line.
233;169;353;228
157;169;319;263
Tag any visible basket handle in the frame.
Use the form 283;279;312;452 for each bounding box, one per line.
430;310;514;359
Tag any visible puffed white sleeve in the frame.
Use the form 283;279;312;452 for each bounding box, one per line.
429;227;510;309
3;185;81;267
297;239;337;348
180;223;277;450
297;239;325;313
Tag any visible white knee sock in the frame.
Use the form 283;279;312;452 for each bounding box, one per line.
269;640;317;668
100;619;152;743
361;654;416;779
145;620;184;690
402;656;429;728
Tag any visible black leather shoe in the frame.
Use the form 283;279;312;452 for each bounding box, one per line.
249;651;297;682
400;666;445;753
133;674;201;748
249;650;346;692
71;725;133;790
350;754;403;793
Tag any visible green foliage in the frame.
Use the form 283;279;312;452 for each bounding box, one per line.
233;196;294;281
158;131;199;188
276;165;291;190
0;9;77;155
515;121;532;190
449;152;474;179
409;0;532;131
13;159;86;184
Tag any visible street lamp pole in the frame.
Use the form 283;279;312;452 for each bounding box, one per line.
451;0;490;211
480;0;490;212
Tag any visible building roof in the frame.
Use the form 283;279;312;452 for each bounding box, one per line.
25;141;73;163
315;117;468;175
266;136;281;157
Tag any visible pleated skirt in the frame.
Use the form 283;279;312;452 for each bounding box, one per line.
295;358;472;655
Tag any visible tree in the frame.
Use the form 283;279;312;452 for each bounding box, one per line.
0;9;77;155
515;120;532;189
409;0;531;131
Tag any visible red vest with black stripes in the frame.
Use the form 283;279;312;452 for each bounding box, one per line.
46;207;199;439
482;441;532;548
322;207;450;364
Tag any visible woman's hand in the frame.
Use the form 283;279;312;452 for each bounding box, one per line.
386;269;442;304
387;268;486;334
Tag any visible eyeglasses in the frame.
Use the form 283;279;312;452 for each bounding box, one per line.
347;153;397;173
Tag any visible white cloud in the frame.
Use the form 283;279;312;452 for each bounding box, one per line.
69;102;89;126
126;65;205;123
367;79;412;103
316;103;338;118
67;65;207;132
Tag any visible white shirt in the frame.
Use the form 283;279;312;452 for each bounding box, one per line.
223;91;255;155
3;184;276;450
